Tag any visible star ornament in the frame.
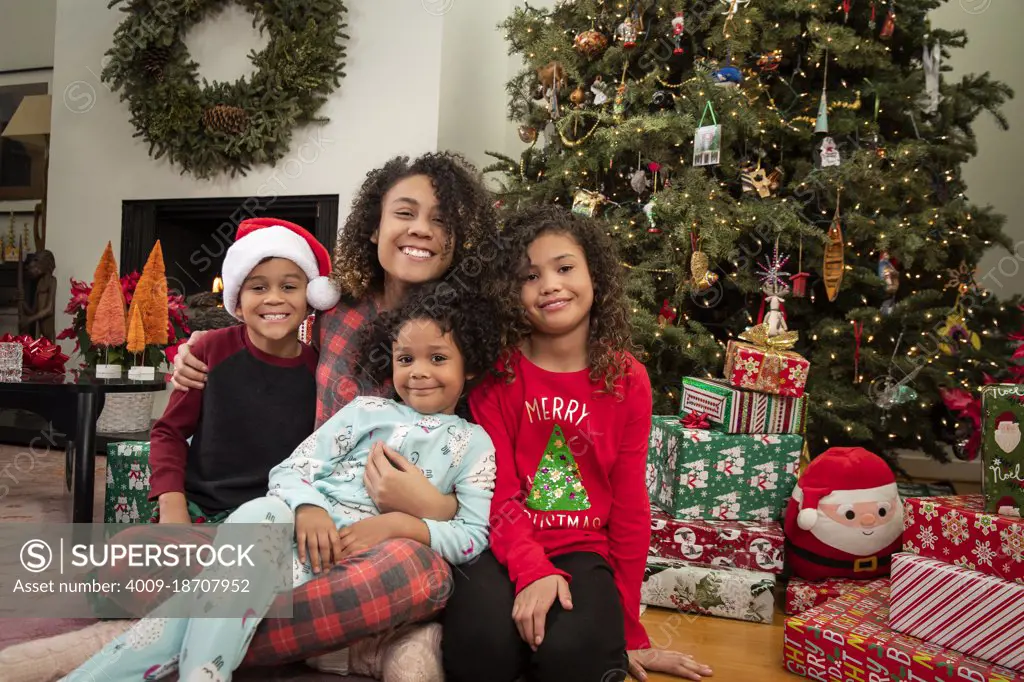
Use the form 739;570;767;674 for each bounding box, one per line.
945;261;984;298
758;244;791;295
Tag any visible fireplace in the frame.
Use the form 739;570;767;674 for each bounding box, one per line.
119;195;340;298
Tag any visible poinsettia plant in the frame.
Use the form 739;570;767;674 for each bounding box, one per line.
58;273;191;370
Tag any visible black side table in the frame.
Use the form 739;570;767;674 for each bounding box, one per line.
0;370;166;522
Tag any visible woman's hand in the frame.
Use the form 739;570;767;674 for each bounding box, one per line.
337;514;399;558
295;504;342;574
364;442;457;520
512;574;573;651
627;649;713;682
171;331;210;392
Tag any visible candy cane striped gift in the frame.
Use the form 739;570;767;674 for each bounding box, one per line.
889;553;1024;672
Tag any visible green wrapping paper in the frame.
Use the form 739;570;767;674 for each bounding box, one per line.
981;385;1024;517
679;377;807;434
103;441;156;524
646;416;802;521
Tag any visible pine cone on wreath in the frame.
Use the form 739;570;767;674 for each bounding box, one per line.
202;105;249;135
141;45;172;81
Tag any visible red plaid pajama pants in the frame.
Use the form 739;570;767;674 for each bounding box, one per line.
95;531;452;665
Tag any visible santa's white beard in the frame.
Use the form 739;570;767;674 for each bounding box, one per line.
809;513;902;557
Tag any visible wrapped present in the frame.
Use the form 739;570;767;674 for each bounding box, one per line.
980;385;1024;517
725;338;809;398
890;553;1024;671
0;333;68;373
641;555;776;625
649;507;785;573
784;576;889;615
647;415;802;521
103;441;155;524
783;584;1024;682
680;376;807;434
903;495;1024;585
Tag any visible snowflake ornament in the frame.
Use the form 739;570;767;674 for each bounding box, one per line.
757;243;791;296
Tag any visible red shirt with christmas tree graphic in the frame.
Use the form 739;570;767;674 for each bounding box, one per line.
469;349;653;649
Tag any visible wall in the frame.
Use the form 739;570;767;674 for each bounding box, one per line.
0;0;56;71
931;2;1024;297
47;0;446;343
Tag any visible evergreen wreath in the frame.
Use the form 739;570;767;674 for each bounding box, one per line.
101;0;348;179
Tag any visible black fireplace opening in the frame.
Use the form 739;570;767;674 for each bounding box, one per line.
120;195;340;299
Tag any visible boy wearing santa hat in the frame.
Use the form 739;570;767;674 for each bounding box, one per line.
148;217;338;524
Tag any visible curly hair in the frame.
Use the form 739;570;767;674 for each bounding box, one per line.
352;281;505;399
497;205;637;398
331;151;500;302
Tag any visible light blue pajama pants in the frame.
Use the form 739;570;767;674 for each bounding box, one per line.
64;496;303;682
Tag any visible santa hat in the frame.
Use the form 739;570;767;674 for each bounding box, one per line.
792;446;897;531
996;411;1018;428
222;217;341;319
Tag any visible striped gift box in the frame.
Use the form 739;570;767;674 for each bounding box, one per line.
680;377;807;434
889;552;1024;672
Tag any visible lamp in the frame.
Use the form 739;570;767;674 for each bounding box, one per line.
2;94;51;252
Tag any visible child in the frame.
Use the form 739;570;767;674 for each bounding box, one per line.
66;283;500;682
441;206;714;682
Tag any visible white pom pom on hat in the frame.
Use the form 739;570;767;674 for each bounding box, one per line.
792;446;899;532
221;217;341;319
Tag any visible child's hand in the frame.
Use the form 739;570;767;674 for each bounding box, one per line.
158;506;191;525
295;504;342;574
627;649;713;681
171;331;209;392
337;514;397;558
364;443;455;520
512;574;572;651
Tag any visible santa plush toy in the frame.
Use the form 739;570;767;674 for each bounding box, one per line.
784;446;903;581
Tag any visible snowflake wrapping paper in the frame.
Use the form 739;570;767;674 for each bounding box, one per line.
646;416;802;521
641;555;776;625
649;507;785;573
783;584;1024;682
784;576;889;615
724;340;809;398
679;377;807;434
889;553;1024;671
980;384;1024;517
902;495;1024;585
103;441;155;524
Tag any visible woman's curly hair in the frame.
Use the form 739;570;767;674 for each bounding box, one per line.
497;205;638;399
352;281;505;399
331;151;500;301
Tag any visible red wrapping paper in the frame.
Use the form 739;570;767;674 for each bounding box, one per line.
724;340;809;398
649;507;784;573
784;576;889;615
890;553;1024;672
0;333;68;373
783;584;1024;682
903;495;1024;585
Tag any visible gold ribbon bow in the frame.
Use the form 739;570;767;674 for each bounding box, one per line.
739;323;799;351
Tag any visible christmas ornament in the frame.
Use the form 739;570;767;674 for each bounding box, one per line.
643;197;658;232
591;76;610;106
651;89;675;112
757;50;783;72
631;168;650;195
518;125;538;143
818;136;841;168
922;41;942;115
842;0;851;22
570;85;587;107
758;241;791;337
880;0;896;39
784;446;904;581
613;78;628;122
937;308;982;356
615;17;639;48
671;11;686;55
690;232;719;292
657;299;677;328
945;261;983;298
574;29;609;59
789;240;811;298
740;161;783;198
721;0;751;35
536;61;567;119
878;250;899;315
571;189;607;218
869;0;877;30
712;66;742;87
693;102;722;167
823;200;844;302
693;56;717;76
871;333;923;413
202;105;249;135
814;90;829;134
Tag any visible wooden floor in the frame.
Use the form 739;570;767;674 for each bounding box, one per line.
639;606;792;682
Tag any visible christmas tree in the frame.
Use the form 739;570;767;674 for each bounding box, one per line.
126;298;146;355
487;0;1022;458
135;241;169;346
527;425;591;511
92;270;127;348
86;242;118;337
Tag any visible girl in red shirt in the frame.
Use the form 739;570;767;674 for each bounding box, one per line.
441;206;714;682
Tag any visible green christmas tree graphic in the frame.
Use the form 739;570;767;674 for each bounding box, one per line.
527;425;591;512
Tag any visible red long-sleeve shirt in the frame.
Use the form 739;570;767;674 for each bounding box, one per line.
469;350;653;650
